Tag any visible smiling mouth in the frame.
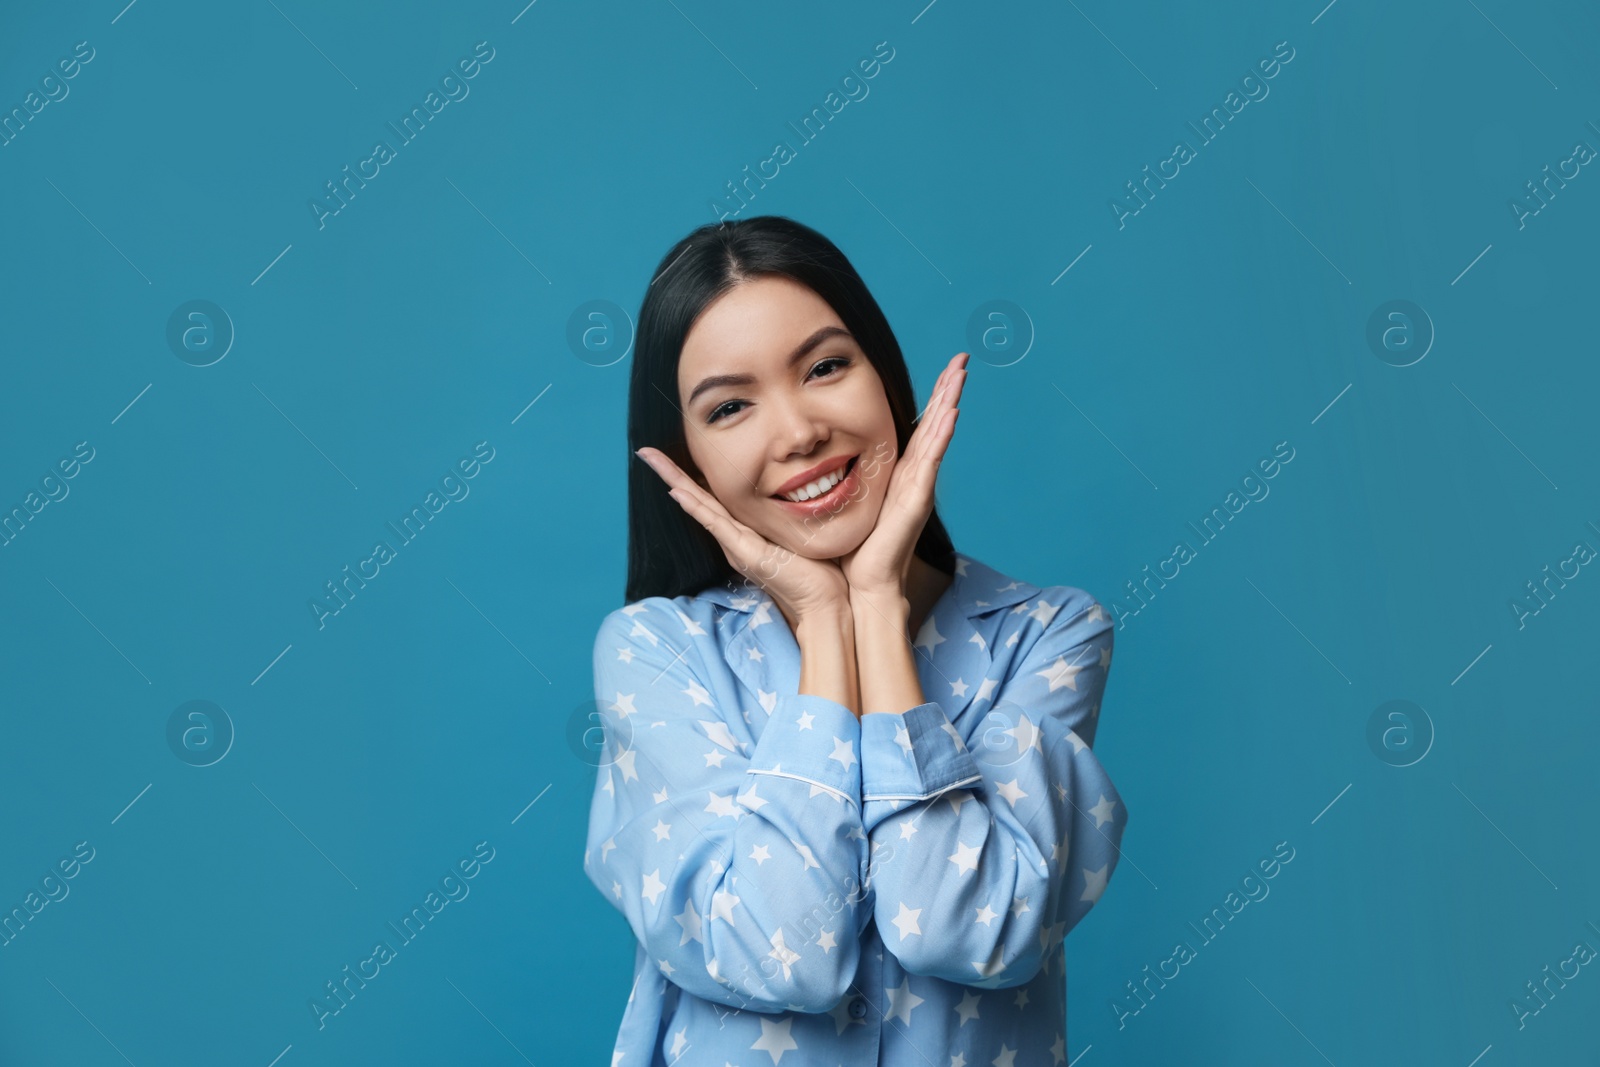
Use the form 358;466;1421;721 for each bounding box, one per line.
773;455;858;503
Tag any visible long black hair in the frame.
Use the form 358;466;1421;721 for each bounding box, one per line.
622;215;956;604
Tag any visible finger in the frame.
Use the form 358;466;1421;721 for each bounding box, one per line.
907;362;966;470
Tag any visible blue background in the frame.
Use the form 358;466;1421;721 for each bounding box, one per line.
2;0;1597;1064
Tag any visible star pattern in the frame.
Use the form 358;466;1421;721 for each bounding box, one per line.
584;556;1124;1067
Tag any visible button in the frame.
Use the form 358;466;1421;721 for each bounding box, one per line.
848;996;867;1019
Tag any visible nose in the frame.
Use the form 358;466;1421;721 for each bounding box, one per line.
772;392;828;462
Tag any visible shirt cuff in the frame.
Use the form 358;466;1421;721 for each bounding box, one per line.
860;700;983;804
745;692;863;806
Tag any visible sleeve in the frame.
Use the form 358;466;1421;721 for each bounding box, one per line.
582;602;873;1015
855;588;1125;988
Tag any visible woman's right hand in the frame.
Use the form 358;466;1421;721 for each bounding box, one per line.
635;446;851;627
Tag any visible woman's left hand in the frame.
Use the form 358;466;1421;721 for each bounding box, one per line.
839;351;968;606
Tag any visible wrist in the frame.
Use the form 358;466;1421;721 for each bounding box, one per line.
849;585;909;616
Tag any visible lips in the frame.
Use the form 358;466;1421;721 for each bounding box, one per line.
770;454;858;499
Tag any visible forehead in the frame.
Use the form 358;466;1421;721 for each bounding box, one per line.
677;276;842;381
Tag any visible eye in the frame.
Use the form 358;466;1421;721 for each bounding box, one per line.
704;357;852;425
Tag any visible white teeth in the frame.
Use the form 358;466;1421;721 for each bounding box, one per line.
782;463;848;502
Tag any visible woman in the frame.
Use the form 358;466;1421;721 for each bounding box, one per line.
583;215;1126;1065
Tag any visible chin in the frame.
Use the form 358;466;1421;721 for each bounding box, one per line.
770;514;871;561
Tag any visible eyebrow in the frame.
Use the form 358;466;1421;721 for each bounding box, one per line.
685;325;854;408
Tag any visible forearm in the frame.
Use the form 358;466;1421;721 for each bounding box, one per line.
851;593;927;716
796;607;861;716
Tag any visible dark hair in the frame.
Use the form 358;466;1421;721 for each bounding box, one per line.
622;215;956;603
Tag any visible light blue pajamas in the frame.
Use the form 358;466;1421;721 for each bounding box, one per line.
583;554;1126;1065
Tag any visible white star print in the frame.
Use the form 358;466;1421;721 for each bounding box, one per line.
789;838;821;870
893;723;913;755
704;748;727;767
615;646;634;664
640;869;665;906
600;836;617;862
796;710;815;731
766;929;801;982
948;840;980;875
669;1026;688;1058
890;901;922;940
698;719;740;751
1014;988;1029;1009
974;902;999;926
1050;1033;1067;1064
673;898;703;945
817;927;836;953
899;820;919;841
971;943;1005;980
1028;599;1061;627
749;844;771;865
995;778;1028;807
737;783;768;812
828;736;857;771
675;609;706;637
650;819;671;842
954;989;982;1024
620;602;649;617
913;615;947;655
682;680;714;707
1082;863;1110;904
710;888;740;924
750;1015;798;1064
652;785;670;803
950;678;968;698
1004;715;1043;755
1088;794;1117;828
885;978;925;1024
610;692;638;718
975;678;998;703
1010;896;1030;918
628;619;658;646
615;748;639;783
705;792;740;819
992;1042;1018;1067
1036;656;1083;693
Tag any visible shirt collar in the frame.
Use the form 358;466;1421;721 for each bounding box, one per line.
695;554;1042;728
694;554;1039;620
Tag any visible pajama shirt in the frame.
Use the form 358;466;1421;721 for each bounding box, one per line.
583;554;1126;1066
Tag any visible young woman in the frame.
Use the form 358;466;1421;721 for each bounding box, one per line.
583;215;1127;1065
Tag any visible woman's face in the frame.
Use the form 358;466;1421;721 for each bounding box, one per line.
676;275;898;560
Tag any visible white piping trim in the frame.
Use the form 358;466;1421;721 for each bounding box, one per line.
862;773;983;803
748;768;858;809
